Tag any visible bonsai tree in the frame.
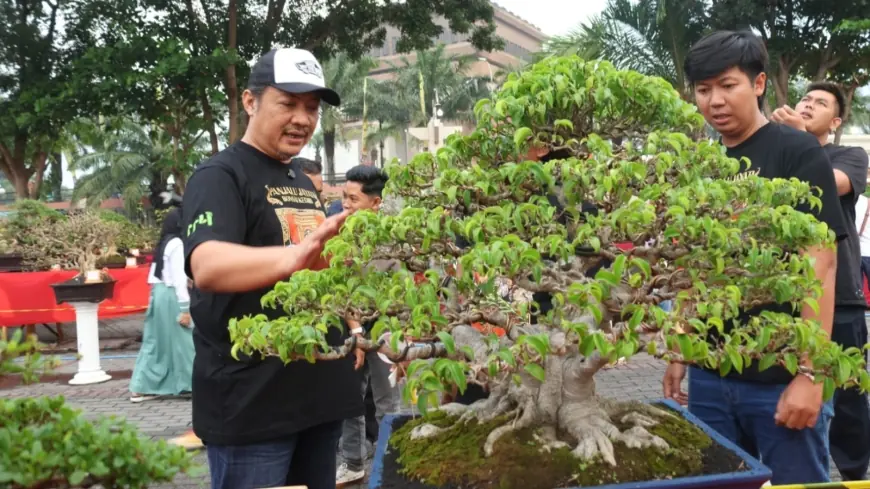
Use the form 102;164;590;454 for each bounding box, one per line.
229;57;870;476
1;200;66;251
0;332;195;488
98;210;152;254
19;209;120;277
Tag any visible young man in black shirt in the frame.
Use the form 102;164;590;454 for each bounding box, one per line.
661;30;847;485
181;48;362;489
771;82;870;480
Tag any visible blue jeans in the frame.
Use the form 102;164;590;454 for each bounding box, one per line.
206;420;343;489
688;367;834;485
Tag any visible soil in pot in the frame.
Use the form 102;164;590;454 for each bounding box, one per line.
383;403;746;489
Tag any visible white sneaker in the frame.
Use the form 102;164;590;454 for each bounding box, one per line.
336;463;365;486
129;393;161;403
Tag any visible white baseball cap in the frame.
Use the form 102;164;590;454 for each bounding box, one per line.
247;48;341;106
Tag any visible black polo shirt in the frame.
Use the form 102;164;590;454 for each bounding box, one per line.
182;141;362;445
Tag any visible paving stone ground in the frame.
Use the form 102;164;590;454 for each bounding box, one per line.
1;314;850;487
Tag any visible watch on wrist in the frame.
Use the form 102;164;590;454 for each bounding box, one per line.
798;371;815;383
351;327;364;335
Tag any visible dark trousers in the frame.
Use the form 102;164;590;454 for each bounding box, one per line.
862;257;870;296
206;420;343;489
830;306;870;481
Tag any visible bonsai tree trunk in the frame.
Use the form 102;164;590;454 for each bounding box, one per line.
408;325;671;466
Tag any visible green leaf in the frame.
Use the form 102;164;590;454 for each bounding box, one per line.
524;363;546;382
783;353;799;375
837;359;852;386
70;471;88;485
823;376;836;401
758;353;777;372
437;331;456;356
676;335;694;361
514;127;533;149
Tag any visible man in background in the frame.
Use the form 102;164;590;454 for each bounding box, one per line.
336;165;399;487
772;81;870;481
295;157;324;197
663;30;846;485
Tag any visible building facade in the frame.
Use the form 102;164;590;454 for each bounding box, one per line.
327;2;549;177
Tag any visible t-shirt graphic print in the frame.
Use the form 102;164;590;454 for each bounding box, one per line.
264;183;325;245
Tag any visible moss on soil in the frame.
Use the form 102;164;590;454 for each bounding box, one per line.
389;405;713;489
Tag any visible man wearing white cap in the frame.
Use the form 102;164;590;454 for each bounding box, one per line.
181;48;362;489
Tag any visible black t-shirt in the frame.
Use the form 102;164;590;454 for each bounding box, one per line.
182;141;363;445
705;122;848;384
824;144;869;308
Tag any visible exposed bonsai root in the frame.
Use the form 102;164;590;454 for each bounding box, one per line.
533;425;570;452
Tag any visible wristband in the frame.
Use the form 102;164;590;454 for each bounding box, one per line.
351;327;364;335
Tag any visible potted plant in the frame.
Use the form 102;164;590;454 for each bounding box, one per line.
20;209;122;303
0;235;22;272
228;57;870;489
0;200;66;272
0;331;196;487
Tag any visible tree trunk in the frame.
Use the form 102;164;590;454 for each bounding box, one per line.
379;131;386;168
410;326;672;467
771;58;791;108
184;0;220;155
202;95;220;154
835;83;860;145
225;0;241;144
262;0;287;52
324;130;336;183
49;152;63;202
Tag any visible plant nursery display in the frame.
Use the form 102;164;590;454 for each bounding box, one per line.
225;56;868;488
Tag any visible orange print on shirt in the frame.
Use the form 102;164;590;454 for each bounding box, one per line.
274;208;325;245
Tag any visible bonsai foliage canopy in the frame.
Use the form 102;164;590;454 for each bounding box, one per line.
230;56;870;461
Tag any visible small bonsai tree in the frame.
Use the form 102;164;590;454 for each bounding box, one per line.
1;200;66;251
19;209;121;276
230;57;870;469
0;332;195;488
98;210;152;254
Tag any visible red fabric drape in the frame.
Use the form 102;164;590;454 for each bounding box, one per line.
0;266;151;326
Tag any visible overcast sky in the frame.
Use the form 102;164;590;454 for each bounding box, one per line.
493;0;607;36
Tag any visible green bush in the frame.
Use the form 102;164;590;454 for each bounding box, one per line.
0;332;197;488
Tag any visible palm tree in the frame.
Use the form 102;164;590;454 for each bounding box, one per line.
392;44;491;124
68;118;207;215
545;0;708;99
320;54;377;182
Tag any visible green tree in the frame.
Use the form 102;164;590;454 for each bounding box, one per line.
318;54;377;182
546;0;709;99
392;44;492;124
709;0;868;108
173;0;503;145
68;118;207;215
229;56;870;478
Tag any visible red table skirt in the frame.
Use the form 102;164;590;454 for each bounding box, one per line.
0;266;151;326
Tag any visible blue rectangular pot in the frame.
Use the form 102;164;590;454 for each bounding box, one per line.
369;399;772;489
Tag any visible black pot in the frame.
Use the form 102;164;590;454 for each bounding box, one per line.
50;276;117;305
0;253;24;272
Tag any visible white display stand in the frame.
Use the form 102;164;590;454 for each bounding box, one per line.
68;301;112;385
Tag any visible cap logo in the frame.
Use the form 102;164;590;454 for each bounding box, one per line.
296;60;323;78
